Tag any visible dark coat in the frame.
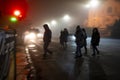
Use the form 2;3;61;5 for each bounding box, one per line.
82;30;87;46
75;29;84;47
59;31;64;45
63;29;69;42
91;32;100;46
43;29;52;43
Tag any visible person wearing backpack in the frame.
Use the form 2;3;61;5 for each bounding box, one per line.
74;25;84;58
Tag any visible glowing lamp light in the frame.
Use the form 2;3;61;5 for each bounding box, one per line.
19;15;22;17
10;17;17;22
85;0;99;8
51;20;57;25
63;15;70;21
90;0;99;7
14;10;21;16
85;4;91;8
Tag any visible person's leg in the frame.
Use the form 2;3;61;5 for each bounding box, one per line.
75;45;79;57
84;40;87;54
92;45;96;56
84;46;87;54
61;42;64;48
46;42;52;54
65;41;67;48
43;42;47;57
94;46;99;54
78;46;82;57
64;42;66;48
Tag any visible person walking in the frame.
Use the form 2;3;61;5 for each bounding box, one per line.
59;30;64;48
82;28;87;54
43;24;52;57
91;28;100;56
74;25;84;58
63;28;69;48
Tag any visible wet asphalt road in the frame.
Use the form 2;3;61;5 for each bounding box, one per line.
27;37;120;80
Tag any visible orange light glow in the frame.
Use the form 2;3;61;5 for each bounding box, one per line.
86;0;120;28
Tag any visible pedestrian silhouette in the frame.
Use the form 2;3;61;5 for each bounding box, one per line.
63;28;69;48
43;24;52;58
59;30;64;48
82;28;87;54
74;25;84;58
91;28;100;56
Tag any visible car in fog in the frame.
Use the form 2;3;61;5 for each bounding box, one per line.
23;28;43;50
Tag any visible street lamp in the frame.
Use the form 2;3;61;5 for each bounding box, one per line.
62;14;71;29
85;0;99;8
14;10;21;17
85;0;100;27
63;14;71;22
51;20;57;26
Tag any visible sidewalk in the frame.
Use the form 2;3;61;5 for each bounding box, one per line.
16;46;36;80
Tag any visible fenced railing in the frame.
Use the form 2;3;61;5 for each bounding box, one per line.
0;29;16;80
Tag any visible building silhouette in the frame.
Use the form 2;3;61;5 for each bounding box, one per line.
85;0;120;37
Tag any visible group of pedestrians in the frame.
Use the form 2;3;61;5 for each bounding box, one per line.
42;24;100;58
74;25;100;58
59;28;69;49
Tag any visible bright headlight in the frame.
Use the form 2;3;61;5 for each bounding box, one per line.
37;33;43;38
25;32;36;40
29;33;36;39
28;44;36;48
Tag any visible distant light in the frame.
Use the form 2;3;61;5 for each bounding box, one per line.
63;14;70;21
71;35;76;40
37;33;43;38
28;44;36;48
90;0;99;7
19;15;22;18
25;48;29;53
14;10;21;16
51;20;57;25
10;17;17;22
86;0;99;8
85;4;90;8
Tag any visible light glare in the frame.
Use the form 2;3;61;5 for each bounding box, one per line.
14;10;21;16
63;15;70;21
51;20;57;25
86;0;99;8
90;0;99;7
10;17;17;22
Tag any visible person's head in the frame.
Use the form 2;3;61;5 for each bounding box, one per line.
64;28;67;31
76;25;81;31
93;28;98;33
43;24;49;30
76;25;80;29
82;28;85;32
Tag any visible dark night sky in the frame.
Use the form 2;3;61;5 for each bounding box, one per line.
0;0;89;37
27;0;88;26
